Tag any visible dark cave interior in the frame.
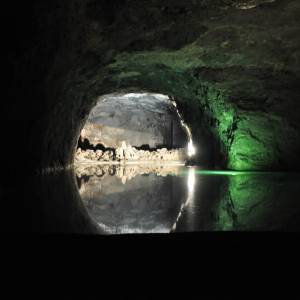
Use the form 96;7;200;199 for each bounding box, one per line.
3;0;300;233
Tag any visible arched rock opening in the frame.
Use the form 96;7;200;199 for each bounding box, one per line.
6;0;300;176
37;64;225;173
75;92;194;164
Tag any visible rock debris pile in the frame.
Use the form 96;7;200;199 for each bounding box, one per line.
75;141;186;163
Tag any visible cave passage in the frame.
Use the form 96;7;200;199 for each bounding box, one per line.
6;0;300;234
75;93;195;165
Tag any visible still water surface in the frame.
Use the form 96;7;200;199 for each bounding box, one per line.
75;164;300;233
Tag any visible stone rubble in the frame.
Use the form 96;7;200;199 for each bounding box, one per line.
75;141;186;163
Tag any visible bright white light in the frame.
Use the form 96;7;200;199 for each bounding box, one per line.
171;167;196;232
169;99;196;158
152;93;169;101
121;93;169;101
187;167;195;196
122;93;148;98
187;140;196;157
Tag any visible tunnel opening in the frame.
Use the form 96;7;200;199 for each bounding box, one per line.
75;93;196;165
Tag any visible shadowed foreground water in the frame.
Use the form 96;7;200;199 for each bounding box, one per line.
75;164;300;233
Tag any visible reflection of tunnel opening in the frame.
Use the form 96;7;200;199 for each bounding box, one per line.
75;93;196;164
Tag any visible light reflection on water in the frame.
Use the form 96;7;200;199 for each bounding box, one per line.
75;164;300;234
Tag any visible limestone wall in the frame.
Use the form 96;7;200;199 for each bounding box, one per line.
80;93;188;149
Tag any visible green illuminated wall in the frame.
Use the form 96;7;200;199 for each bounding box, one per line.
103;42;300;170
215;173;300;230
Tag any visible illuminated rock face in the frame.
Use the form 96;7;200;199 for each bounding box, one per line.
8;0;300;173
75;146;186;163
80;93;188;149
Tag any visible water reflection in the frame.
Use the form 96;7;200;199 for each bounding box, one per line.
75;164;300;233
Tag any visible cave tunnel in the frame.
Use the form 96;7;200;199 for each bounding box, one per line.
75;92;192;162
4;0;300;234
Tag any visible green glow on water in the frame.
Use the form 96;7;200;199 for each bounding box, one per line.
180;169;288;176
215;172;300;231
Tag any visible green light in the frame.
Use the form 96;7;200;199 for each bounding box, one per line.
107;41;300;172
215;172;300;231
180;169;289;176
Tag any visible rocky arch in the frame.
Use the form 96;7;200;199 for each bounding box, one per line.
6;0;300;175
38;67;222;172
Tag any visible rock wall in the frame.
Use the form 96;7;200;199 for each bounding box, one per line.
81;93;188;148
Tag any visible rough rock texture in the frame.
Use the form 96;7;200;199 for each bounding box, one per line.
80;93;188;148
75;145;187;163
7;0;300;173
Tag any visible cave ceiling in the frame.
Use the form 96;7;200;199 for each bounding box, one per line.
7;0;300;171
